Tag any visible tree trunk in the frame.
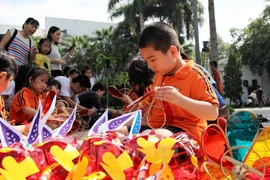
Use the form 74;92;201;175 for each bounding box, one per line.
139;12;144;33
208;0;219;61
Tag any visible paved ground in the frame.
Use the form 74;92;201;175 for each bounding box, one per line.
234;107;270;127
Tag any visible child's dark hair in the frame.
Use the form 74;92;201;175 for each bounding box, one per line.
38;38;51;55
81;66;93;74
138;22;181;54
48;78;61;90
129;58;155;97
47;26;60;45
0;49;18;79
68;68;80;76
180;52;191;60
210;61;218;68
72;75;90;89
92;83;107;96
24;67;50;88
23;17;39;29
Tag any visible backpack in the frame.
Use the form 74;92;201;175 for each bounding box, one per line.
0;29;18;51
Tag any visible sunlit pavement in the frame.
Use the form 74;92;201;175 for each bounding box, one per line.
234;107;270;127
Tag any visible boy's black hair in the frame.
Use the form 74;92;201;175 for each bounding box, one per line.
48;78;61;90
24;67;50;88
0;49;18;79
210;61;218;68
14;65;33;93
138;22;181;54
129;58;155;97
81;66;93;74
38;38;51;55
72;74;90;89
23;17;39;29
92;82;107;96
47;26;60;45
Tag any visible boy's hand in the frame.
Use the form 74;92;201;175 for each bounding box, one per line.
154;86;182;105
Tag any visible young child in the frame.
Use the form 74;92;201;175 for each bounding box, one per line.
34;38;51;75
0;49;18;119
10;67;49;125
82;66;95;89
125;22;219;139
0;50;31;134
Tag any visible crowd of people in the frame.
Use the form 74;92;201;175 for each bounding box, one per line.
0;18;232;140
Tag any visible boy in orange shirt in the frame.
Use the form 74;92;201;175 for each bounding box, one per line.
130;22;219;139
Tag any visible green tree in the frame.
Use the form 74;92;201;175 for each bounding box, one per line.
32;36;43;46
223;45;242;104
231;5;270;77
217;34;230;59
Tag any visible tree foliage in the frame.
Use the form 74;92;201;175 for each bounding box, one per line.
231;5;270;77
223;45;243;104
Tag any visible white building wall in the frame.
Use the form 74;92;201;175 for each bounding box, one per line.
45;17;116;37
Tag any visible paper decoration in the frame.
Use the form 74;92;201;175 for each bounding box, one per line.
43;90;57;114
50;144;80;172
0;156;39;180
108;86;124;99
88;109;108;135
98;111;135;132
0;118;22;148
100;151;133;180
126;90;154;108
41;125;53;142
39;94;56;143
53;104;77;137
129;110;142;138
25;100;42;145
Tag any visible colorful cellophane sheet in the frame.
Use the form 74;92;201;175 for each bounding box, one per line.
201;162;233;180
244;127;270;179
226;111;259;162
203;127;227;164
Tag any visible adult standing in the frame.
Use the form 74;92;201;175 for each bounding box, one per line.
256;85;265;108
47;26;72;77
210;61;223;94
0;17;39;66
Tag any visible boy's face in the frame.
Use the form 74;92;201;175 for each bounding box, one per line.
0;72;14;93
139;45;177;76
71;82;87;95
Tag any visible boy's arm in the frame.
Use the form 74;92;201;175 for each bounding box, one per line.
61;96;96;116
155;86;219;120
22;107;37;117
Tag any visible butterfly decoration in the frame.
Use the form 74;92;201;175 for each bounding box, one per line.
100;150;134;180
136;137;176;179
0;156;39;180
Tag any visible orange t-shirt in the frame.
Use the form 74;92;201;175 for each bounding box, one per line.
0;96;6;120
147;60;219;139
212;69;223;94
9;87;46;124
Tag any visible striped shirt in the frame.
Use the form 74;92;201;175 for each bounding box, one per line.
7;28;33;66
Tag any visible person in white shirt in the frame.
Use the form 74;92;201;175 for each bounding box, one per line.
55;75;96;116
249;90;257;108
47;26;72;77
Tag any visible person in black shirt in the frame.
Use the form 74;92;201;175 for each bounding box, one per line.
256;85;265;108
78;82;106;111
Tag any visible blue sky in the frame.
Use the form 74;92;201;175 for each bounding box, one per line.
0;0;267;44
